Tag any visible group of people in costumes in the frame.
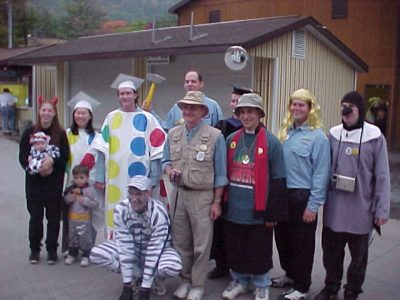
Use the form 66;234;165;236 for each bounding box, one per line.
18;69;390;300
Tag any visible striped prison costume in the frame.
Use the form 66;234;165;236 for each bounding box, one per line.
90;198;182;288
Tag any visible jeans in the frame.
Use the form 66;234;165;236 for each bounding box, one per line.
0;105;15;131
7;104;15;131
1;106;7;131
231;270;271;288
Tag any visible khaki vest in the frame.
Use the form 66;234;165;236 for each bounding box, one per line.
168;123;220;190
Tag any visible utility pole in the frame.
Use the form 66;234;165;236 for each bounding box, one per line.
7;0;13;48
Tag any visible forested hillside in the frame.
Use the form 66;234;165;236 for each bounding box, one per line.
0;0;180;47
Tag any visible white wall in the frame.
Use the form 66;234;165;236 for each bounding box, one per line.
67;53;253;129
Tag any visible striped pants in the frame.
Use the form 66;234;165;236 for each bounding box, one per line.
90;241;182;280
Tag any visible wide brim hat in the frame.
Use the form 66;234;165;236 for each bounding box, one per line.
127;175;151;191
111;73;144;92
177;91;209;116
67;91;100;113
234;93;265;117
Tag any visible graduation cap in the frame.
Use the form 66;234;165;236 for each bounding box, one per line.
110;73;144;91
67;91;100;113
230;84;253;96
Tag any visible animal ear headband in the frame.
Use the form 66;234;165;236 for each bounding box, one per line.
38;96;59;106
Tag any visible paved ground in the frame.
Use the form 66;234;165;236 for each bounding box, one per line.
0;135;399;300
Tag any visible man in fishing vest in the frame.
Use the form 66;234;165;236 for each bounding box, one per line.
162;91;228;300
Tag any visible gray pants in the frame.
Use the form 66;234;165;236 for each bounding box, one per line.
68;220;93;256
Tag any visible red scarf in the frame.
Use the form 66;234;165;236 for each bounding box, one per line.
226;127;269;216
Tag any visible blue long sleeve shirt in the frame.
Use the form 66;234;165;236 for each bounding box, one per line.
162;122;228;188
152;96;224;130
283;125;331;212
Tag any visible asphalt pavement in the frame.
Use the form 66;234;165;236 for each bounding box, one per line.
0;135;399;300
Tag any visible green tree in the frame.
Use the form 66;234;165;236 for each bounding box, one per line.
62;0;106;38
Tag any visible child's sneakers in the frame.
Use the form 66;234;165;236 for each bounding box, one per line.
65;255;76;265
80;257;90;267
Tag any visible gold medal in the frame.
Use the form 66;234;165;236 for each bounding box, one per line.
199;144;208;151
230;141;237;149
242;154;250;164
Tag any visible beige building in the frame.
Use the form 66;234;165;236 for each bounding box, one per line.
11;16;366;134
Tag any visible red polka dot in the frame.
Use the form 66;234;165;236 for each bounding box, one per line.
150;128;166;147
81;153;96;169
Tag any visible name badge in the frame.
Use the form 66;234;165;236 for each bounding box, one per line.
196;151;205;161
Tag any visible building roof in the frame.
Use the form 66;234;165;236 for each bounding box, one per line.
168;0;193;13
10;16;367;72
0;45;51;66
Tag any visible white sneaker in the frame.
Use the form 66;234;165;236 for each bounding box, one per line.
65;255;76;265
80;257;90;267
254;287;269;300
152;277;166;296
222;281;248;300
271;275;294;288
280;288;307;300
173;281;191;299
186;287;204;300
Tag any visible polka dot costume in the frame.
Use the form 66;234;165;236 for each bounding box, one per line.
66;128;97;183
86;109;165;238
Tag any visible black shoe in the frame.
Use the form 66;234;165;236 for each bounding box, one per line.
119;286;133;300
344;290;359;300
29;251;40;264
47;252;58;265
207;267;229;279
314;288;338;300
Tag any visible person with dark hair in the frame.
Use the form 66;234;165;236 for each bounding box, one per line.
64;164;98;267
145;70;224;130
19;96;69;265
62;92;102;255
221;93;287;300
81;74;166;240
0;87;17;134
208;85;253;280
314;91;390;300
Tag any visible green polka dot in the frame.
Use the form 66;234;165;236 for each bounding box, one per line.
111;112;123;130
107;184;121;204
106;209;114;228
108;159;120;179
109;135;120;155
67;132;79;145
102;125;110;143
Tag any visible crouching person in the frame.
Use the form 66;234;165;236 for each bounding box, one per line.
90;176;182;300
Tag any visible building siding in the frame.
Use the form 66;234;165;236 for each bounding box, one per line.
250;31;354;132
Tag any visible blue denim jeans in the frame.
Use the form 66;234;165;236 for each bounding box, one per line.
231;270;271;288
7;104;15;131
0;106;7;131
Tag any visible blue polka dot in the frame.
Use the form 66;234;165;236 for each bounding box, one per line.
133;114;147;132
130;137;146;156
128;162;146;177
88;133;95;145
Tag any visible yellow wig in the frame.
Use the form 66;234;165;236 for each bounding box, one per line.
278;88;323;142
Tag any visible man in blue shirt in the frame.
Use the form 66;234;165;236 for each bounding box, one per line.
273;89;331;300
147;70;223;130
